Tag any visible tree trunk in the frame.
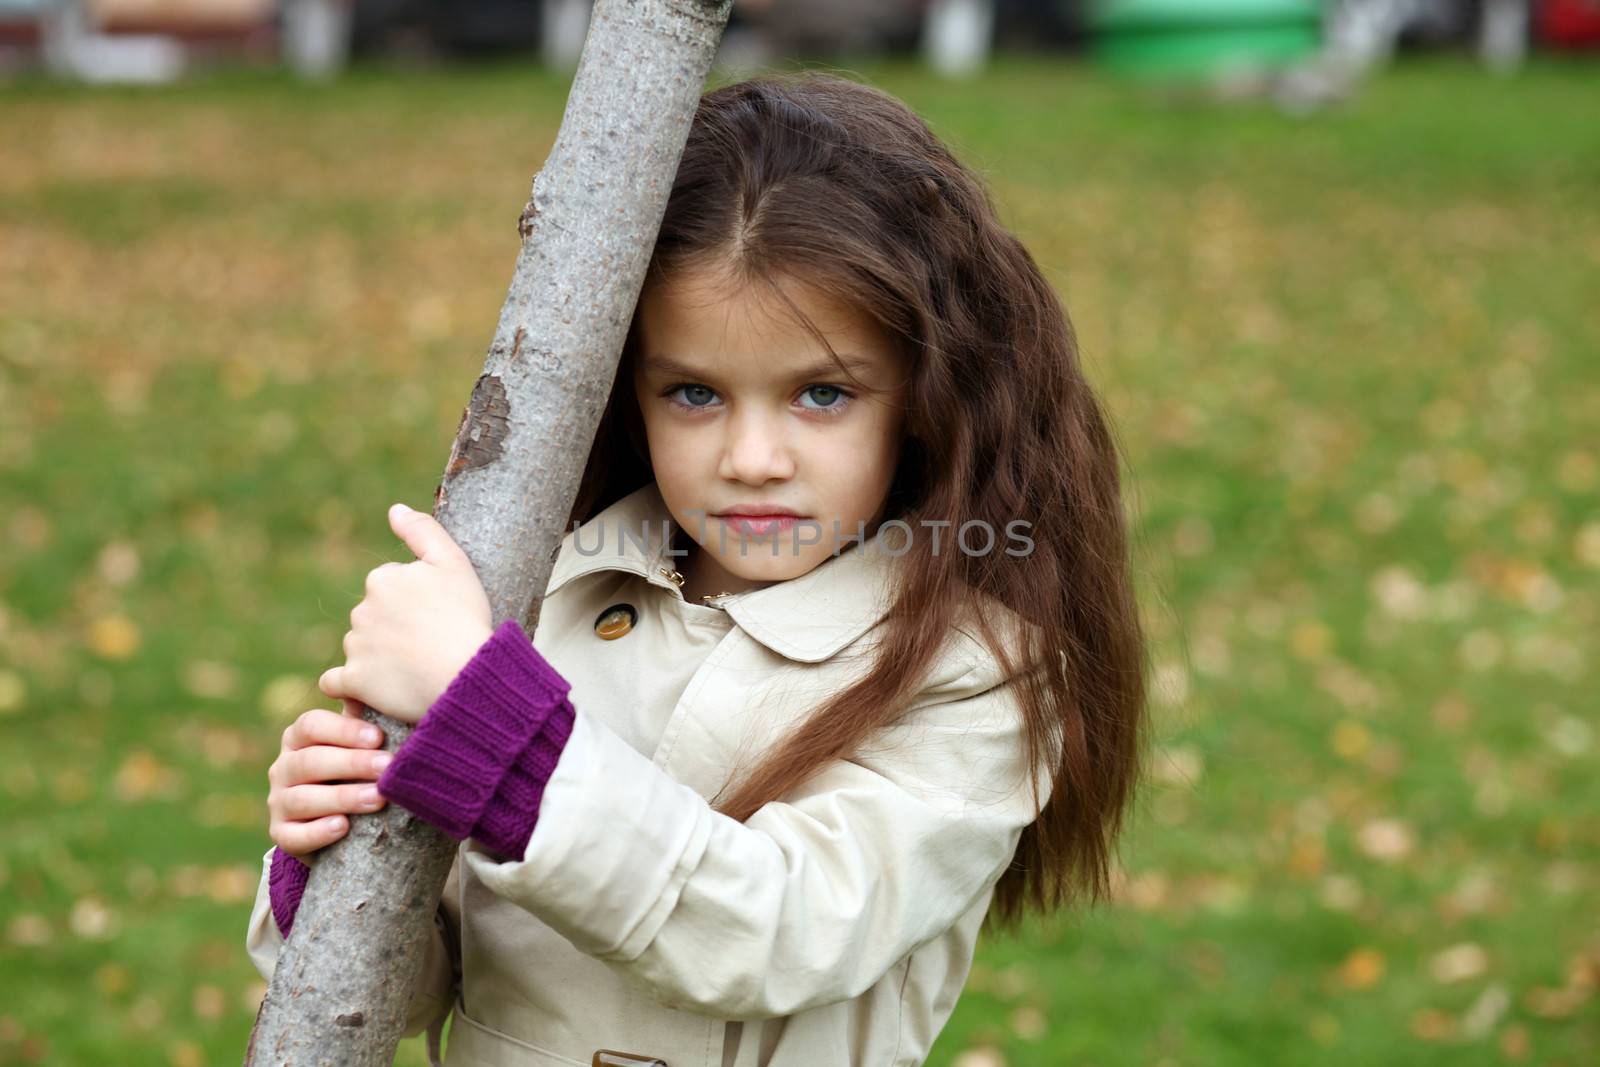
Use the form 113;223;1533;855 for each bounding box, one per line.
244;2;732;1062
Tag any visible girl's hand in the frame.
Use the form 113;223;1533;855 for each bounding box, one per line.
318;503;495;725
267;700;391;859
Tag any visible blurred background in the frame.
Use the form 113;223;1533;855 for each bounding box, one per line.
1;1;1596;1065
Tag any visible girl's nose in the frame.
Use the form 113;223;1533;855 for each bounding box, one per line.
719;408;796;485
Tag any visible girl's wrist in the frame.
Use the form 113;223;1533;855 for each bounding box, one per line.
376;619;574;842
432;623;499;717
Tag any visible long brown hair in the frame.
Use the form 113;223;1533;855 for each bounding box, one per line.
567;72;1148;930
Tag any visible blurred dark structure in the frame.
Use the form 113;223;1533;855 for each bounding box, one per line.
333;0;1598;60
339;0;1093;60
349;0;539;55
331;0;1593;59
0;0;1594;83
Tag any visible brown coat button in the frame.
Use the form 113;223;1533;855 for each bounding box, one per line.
592;1052;667;1067
594;603;637;640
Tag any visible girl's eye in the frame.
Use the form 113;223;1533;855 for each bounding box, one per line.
665;384;719;410
798;385;852;413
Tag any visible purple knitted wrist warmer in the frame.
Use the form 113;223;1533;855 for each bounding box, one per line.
268;846;310;939
376;618;576;859
265;621;573;937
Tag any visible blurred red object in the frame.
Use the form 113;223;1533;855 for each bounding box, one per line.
1538;0;1600;46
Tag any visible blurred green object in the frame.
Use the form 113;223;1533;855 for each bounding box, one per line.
1087;0;1323;77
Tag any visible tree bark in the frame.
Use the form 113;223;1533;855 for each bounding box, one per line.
244;3;732;1063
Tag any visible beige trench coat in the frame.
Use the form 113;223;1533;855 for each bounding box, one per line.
246;482;1045;1066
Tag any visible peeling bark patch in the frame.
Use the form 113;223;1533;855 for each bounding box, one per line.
446;374;510;477
518;173;543;240
511;325;527;362
335;1011;366;1028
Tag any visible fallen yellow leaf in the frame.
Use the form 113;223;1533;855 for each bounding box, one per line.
259;674;316;723
1409;1008;1454;1041
88;614;141;660
1330;720;1371;760
1357;818;1415;863
1430;942;1489;984
114;751;179;803
1338;948;1385;990
1290;621;1334;660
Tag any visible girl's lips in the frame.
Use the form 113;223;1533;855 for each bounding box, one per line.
716;514;805;537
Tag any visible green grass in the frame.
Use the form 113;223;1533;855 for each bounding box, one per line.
1;52;1596;1067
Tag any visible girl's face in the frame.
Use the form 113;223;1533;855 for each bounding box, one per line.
633;265;910;595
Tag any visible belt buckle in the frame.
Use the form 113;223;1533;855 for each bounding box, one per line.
592;1051;668;1067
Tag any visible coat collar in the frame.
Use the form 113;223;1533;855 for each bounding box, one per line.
546;482;903;663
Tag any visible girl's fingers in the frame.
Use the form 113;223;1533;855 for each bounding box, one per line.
280;744;393;789
276;781;387;823
269;705;390;861
285;707;385;752
275;815;351;858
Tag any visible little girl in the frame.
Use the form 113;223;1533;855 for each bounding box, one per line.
247;72;1148;1067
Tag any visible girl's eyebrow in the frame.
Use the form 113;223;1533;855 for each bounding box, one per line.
642;352;880;382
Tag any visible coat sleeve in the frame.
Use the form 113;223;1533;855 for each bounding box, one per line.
462;658;1046;1020
244;844;462;1040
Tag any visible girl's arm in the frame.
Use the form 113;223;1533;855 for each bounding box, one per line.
370;619;574;861
375;620;1043;1020
265;619;572;937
